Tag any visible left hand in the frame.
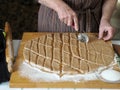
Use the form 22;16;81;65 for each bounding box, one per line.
98;20;115;41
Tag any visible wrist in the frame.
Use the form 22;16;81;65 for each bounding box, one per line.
50;0;65;12
53;0;70;12
100;17;110;24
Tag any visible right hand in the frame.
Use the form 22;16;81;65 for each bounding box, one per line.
56;4;79;31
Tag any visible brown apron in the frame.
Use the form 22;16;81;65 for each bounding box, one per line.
38;0;103;33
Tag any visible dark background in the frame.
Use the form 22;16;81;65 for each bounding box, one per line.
0;0;120;39
0;0;39;39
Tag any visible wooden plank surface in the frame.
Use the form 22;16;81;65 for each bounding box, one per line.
10;32;120;88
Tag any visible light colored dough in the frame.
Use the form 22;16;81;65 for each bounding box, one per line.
23;33;115;76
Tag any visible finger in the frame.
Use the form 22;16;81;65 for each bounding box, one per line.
59;15;67;24
67;15;72;26
103;30;114;41
98;29;104;39
103;27;115;41
59;16;64;23
73;16;79;31
63;18;68;25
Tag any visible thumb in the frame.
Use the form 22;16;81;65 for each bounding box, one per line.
98;30;104;39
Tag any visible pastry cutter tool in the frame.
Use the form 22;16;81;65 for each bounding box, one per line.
77;32;89;43
71;22;89;43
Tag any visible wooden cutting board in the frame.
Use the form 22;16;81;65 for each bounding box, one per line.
10;32;120;88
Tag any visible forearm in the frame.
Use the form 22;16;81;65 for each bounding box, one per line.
38;0;79;31
101;0;117;22
37;0;68;12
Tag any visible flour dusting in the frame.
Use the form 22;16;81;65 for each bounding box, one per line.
18;53;119;82
18;62;98;82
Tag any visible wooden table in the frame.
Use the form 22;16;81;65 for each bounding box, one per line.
10;32;120;88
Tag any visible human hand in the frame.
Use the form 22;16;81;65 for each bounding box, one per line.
98;20;115;41
56;4;79;31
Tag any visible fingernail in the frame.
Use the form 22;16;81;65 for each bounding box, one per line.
98;37;101;39
76;29;78;31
